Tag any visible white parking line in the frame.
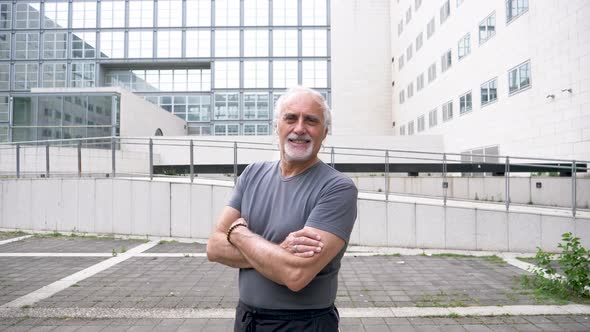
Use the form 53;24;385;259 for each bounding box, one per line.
0;240;159;309
0;235;32;246
0;253;113;257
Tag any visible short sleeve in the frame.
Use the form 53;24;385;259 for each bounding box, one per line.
227;164;253;212
305;179;358;243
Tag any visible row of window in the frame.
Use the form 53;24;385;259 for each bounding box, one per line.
0;0;327;29
399;60;531;136
188;122;271;136
0;28;328;60
0;59;328;91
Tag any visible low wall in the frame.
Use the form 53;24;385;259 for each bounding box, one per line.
1;178;588;252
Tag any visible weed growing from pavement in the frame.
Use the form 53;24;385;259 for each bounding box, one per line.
0;231;29;237
430;253;505;265
519;232;590;304
416;290;474;307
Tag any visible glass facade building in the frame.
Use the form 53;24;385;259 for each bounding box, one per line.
0;0;331;141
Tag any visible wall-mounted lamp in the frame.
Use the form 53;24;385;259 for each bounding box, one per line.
546;94;555;99
561;88;573;93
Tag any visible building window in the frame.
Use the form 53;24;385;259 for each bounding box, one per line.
417;73;424;91
214;93;239;120
0;3;11;29
14;63;39;90
442;100;453;122
71;32;96;58
186;0;211;26
406;7;412;24
244;93;269;120
44;1;69;28
481;78;498;105
398;20;403;36
429;109;438;128
273;0;297;26
244;30;269;57
440;0;450;24
129;0;154;27
302;0;327;26
441;49;452;72
42;63;67;87
459;91;472;114
157;0;182;27
416;32;423;52
128;31;153;58
417;115;425;132
427;17;435;39
186;30;211;57
244;60;269;88
398;54;405;71
15;33;39;60
408;120;414;135
72;1;97;28
71;62;95;87
214;61;240;88
302;60;327;88
508;60;531;94
399;90;405;104
0;32;10;59
187;95;211;122
407;82;414;99
415;0;422;10
244;0;269;26
479;12;496;44
458;33;470;60
215;29;240;57
302;29;327;56
406;44;413;61
188;125;212;136
244;123;270;136
400;125;406;136
0;96;8;122
427;63;437;83
214;123;240;136
0;64;10;90
157;30;182;57
99;31;125;58
273;60;298;88
273;29;298;56
506;0;528;23
101;0;126;28
15;3;40;29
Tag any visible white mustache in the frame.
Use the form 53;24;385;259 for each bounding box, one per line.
287;133;312;141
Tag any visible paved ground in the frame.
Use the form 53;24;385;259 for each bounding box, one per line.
0;232;589;331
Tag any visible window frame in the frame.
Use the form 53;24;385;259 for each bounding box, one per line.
480;77;498;106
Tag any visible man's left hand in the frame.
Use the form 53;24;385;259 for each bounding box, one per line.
280;229;324;257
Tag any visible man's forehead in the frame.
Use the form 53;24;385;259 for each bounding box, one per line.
281;94;323;116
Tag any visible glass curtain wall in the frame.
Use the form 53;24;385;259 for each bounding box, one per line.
0;0;331;140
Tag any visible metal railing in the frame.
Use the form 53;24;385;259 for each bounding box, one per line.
0;136;588;216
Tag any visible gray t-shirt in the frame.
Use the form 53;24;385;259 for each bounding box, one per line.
228;160;358;310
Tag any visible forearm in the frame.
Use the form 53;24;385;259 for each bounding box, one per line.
206;230;252;269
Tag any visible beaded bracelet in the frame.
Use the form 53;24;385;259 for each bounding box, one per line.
226;222;247;245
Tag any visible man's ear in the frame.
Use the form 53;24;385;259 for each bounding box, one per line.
323;127;328;139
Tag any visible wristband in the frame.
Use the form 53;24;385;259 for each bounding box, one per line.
227;222;247;245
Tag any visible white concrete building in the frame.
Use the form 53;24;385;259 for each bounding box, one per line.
387;0;590;160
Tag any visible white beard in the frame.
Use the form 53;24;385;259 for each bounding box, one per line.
283;134;314;162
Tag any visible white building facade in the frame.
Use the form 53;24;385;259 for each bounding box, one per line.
390;0;590;160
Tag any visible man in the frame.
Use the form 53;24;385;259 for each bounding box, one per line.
207;86;358;331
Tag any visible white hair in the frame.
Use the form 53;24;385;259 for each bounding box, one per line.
273;86;332;131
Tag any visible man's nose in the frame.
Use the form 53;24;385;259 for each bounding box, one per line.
293;119;306;134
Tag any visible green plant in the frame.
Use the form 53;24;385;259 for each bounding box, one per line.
112;248;118;257
120;245;127;253
557;232;590;296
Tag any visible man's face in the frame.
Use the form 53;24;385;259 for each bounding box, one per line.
277;94;328;163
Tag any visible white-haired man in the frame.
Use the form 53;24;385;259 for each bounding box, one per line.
207;86;358;331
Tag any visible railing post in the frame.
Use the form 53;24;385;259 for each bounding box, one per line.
233;141;238;184
330;147;335;168
149;138;153;180
77;140;82;177
111;136;116;178
189;139;194;183
16;144;20;178
45;143;50;178
505;156;510;211
443;153;447;206
385;150;389;201
572;161;577;217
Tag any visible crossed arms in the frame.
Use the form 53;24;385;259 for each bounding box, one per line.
206;206;345;292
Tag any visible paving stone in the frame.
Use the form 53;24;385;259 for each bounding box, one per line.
0;237;145;253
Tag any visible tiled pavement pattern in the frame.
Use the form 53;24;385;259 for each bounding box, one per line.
0;257;106;306
1;316;590;331
0;237;145;253
145;242;207;253
0;232;28;241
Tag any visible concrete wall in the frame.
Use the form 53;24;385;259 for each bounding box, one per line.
1;177;587;252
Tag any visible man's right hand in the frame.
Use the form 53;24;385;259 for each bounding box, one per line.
279;229;324;257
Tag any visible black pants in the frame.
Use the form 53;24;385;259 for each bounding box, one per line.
234;301;340;332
